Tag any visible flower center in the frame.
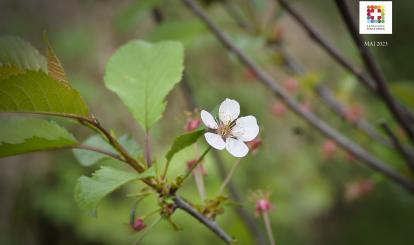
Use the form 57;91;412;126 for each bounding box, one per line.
216;120;236;139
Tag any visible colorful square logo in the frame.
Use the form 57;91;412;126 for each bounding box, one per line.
367;5;385;23
359;1;392;34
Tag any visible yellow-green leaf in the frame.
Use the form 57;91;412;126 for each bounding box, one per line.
0;71;89;116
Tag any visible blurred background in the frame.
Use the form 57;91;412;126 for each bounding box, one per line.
1;0;414;244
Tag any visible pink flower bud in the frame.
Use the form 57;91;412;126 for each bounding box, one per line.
271;102;286;117
345;179;375;202
300;100;311;113
185;118;201;132
255;198;272;214
283;78;299;93
344;105;363;124
132;218;146;232
322;139;337;159
246;138;262;154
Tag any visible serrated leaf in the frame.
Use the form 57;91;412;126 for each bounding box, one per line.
44;33;69;84
166;129;204;162
0;116;77;157
0;65;24;80
104;40;184;130
74;166;155;216
0;35;47;72
0;70;89;116
73;134;142;167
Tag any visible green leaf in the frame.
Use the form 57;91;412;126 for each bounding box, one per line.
0;65;24;80
0;70;89;116
165;129;204;162
104;40;184;130
0;116;77;157
0;35;47;72
74;166;154;216
73;134;142;167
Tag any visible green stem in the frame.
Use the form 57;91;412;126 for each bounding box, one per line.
217;158;242;195
145;131;152;167
180;146;211;185
193;143;206;202
262;212;275;245
162;159;171;180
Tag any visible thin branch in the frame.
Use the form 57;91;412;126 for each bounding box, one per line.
74;144;123;162
334;0;414;144
78;117;148;174
380;122;414;173
274;0;414;126
275;0;375;91
182;0;414;193
219;1;395;151
173;196;234;244
314;85;392;148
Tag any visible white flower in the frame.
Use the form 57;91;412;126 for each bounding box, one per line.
201;98;259;157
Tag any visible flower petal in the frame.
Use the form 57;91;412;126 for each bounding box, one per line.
226;138;249;157
201;110;218;129
204;133;225;150
231;116;259;141
219;98;240;124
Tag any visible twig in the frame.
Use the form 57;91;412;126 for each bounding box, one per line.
275;0;375;91
181;0;414;193
380;122;414;173
314;85;392;148
79;117;146;173
334;0;414;143
275;0;414;134
219;1;395;151
74;143;123;162
173;196;234;244
180;146;210;184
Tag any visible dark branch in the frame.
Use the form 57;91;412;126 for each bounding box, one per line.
182;0;414;193
219;1;395;151
380;122;414;173
275;0;375;91
314;85;392;148
173;196;234;244
334;0;414;144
